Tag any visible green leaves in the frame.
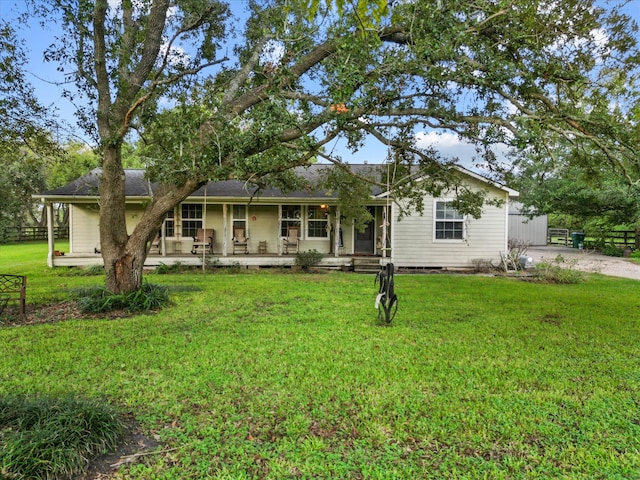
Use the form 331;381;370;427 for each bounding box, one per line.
292;0;390;26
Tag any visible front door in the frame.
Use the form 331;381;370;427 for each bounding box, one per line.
354;207;375;254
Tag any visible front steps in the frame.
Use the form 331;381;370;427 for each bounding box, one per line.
352;257;383;273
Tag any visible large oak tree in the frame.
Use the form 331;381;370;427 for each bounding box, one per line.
25;0;639;293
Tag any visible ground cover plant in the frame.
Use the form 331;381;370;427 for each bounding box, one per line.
1;242;639;478
0;395;126;479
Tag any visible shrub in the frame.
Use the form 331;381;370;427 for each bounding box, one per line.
74;282;171;314
84;264;105;276
295;249;324;270
471;258;495;273
600;244;624;257
203;256;222;271
531;255;585;284
0;395;126;479
65;264;105;276
155;261;185;274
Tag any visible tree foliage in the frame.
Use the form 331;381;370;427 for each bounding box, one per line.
20;0;640;293
0;20;62;241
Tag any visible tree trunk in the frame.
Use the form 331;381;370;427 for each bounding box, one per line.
99;142;205;294
106;239;148;294
100;143;138;294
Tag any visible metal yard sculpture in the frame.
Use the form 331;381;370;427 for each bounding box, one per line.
375;263;398;324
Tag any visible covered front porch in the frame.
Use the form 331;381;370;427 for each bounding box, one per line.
41;200;392;269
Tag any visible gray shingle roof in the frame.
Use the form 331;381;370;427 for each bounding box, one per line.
40;163;516;200
41;164;387;199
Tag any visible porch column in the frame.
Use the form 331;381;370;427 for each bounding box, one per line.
222;203;228;256
44;200;54;267
334;206;341;257
503;192;510;251
161;218;167;257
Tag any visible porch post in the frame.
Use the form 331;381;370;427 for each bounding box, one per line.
44;200;54;267
334;206;341;257
278;205;282;255
504;192;510;251
161;217;167;257
222;203;228;256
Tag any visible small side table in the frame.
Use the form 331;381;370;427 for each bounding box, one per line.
258;241;267;254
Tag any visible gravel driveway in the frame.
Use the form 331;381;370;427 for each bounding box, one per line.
527;246;640;280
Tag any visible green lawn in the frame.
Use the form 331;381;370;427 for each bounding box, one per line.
1;243;640;478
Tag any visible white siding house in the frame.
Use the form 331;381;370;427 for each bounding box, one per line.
391;175;514;268
38;164;518;270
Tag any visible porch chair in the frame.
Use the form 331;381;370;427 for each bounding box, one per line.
232;227;249;254
282;226;300;254
191;228;214;254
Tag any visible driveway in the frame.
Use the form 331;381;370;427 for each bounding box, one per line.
527;246;640;281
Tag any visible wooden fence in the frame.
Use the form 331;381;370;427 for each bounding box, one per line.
547;228;569;246
547;228;637;249
4;226;69;242
591;230;637;248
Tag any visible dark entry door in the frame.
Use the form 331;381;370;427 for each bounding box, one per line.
354;207;375;254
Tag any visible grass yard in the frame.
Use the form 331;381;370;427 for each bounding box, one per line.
1;242;640;478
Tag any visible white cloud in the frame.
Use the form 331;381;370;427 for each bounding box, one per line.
159;40;190;69
416;131;469;151
261;40;285;66
415;130;511;172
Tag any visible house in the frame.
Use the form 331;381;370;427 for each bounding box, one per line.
37;164;518;270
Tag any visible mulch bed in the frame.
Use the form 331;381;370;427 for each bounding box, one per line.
73;417;162;480
0;301;134;327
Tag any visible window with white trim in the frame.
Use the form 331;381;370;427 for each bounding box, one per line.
181;204;203;238
232;205;247;233
280;205;301;236
307;205;329;238
434;201;465;240
164;210;175;237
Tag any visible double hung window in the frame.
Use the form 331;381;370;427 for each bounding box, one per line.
307;206;328;238
435;201;465;240
280;205;301;236
232;205;247;232
181;204;203;238
163;210;175;237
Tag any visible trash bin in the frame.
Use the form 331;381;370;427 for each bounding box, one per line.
571;232;585;248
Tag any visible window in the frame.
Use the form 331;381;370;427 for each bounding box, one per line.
307;205;328;238
232;205;247;233
181;204;202;238
435;201;464;240
280;205;301;236
164;210;175;237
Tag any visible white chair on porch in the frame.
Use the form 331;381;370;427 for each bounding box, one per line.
232;227;249;254
191;228;214;254
282;226;300;254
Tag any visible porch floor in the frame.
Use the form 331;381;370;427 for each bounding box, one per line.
50;252;388;270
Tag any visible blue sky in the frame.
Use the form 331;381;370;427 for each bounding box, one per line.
3;0;640;167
